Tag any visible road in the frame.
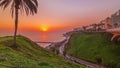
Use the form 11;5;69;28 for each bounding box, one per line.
59;37;70;57
59;36;106;68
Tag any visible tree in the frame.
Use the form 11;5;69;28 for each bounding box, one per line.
92;24;97;31
82;26;86;30
107;24;112;29
97;24;101;31
0;0;38;45
114;23;118;28
100;22;105;29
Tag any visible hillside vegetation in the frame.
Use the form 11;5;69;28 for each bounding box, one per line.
0;35;86;68
66;33;120;68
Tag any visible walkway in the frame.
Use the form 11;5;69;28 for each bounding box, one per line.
59;36;106;68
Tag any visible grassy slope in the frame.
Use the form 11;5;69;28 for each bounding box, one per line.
0;35;86;68
66;33;120;67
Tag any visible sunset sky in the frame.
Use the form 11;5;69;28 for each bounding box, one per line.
0;0;120;42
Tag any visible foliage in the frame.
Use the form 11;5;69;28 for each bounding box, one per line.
95;55;102;64
0;0;38;16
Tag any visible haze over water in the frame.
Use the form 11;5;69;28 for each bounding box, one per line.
0;30;68;47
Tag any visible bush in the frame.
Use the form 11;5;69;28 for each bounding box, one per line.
106;61;117;68
95;55;102;64
39;62;49;66
0;55;7;62
117;63;120;68
38;62;54;68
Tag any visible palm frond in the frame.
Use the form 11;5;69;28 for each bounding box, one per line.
0;0;38;16
0;0;12;9
23;0;38;15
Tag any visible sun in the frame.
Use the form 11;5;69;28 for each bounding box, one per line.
41;27;48;32
39;25;49;32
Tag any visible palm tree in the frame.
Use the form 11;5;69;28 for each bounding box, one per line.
82;26;86;30
114;23;118;28
91;24;97;31
99;22;105;29
0;0;38;45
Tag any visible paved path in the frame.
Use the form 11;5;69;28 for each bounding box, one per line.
65;54;105;68
59;37;70;57
59;36;106;68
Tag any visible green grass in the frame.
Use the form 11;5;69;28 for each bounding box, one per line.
0;35;86;68
66;33;120;68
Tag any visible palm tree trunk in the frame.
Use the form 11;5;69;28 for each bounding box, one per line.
13;8;18;45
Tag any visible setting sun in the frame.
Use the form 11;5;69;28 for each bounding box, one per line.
39;24;50;32
42;27;48;32
39;25;49;32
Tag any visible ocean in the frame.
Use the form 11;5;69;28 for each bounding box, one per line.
0;30;67;47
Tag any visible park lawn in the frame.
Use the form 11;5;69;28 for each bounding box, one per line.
0;35;86;68
66;33;120;68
